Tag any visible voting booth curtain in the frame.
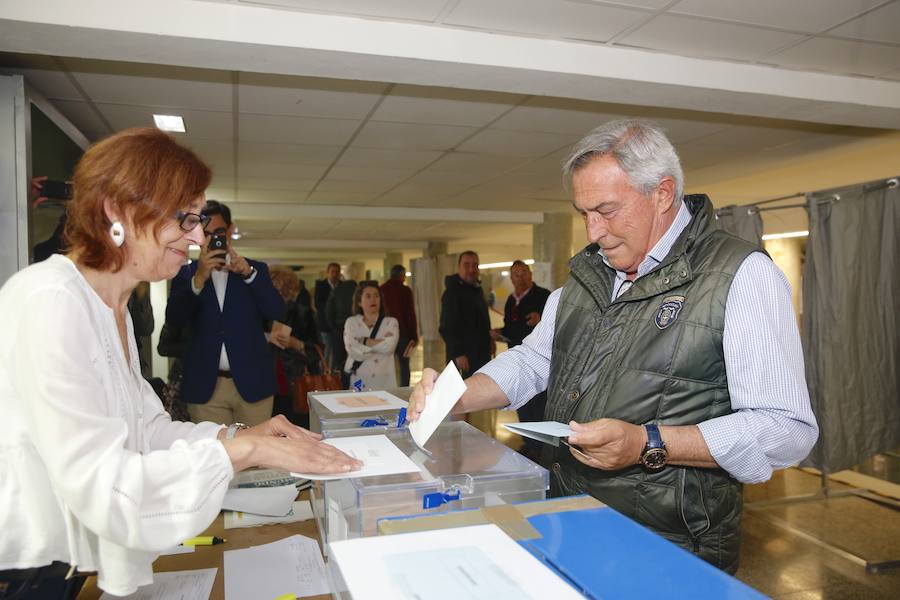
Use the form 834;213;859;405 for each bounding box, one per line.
713;204;764;247
801;177;900;474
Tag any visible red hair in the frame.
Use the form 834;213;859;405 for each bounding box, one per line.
65;127;211;272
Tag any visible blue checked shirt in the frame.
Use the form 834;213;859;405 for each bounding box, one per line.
479;200;818;484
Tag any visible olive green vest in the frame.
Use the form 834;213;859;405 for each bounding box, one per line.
545;195;759;574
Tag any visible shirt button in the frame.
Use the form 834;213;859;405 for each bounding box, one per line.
569;390;580;401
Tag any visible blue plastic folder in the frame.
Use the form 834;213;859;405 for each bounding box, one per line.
519;506;767;599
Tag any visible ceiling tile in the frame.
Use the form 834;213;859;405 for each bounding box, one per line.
234;0;449;21
238;161;327;180
582;0;670;8
669;0;886;33
620;15;804;62
828;2;900;43
353;121;477;150
238;142;342;165
444;0;647;42
455;129;575;158
238;113;360;144
768;37;900;77
238;73;386;118
237;176;319;191
48;99;111;139
335;147;444;170
370;85;520;127
305;191;383;205
326;166;418;183
281;218;341;236
235;189;310;203
66;60;232;110
427;152;529;174
491;98;630;134
316;179;398;194
93;104;234;140
688;121;841;149
230;218;288;236
0;54;83;100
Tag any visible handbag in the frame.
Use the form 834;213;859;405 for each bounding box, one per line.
292;344;343;414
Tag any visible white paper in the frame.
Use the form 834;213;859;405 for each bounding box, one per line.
224;535;329;600
225;500;315;529
290;435;420;481
229;468;305;489
503;421;575;447
157;544;195;556
222;483;297;516
329;524;583;600
313;390;408;415
101;568;216;600
408;361;466;449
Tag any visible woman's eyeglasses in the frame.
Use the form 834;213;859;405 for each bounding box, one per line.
174;211;210;232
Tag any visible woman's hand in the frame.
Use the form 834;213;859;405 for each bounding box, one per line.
223;435;363;475
244;414;321;441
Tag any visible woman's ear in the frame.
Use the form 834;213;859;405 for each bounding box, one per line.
102;197;121;224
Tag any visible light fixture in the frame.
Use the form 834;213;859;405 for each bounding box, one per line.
761;230;809;241
231;227;241;240
479;259;535;270
153;114;185;132
405;271;412;277
501;271;509;277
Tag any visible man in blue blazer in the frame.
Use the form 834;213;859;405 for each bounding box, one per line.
165;200;284;426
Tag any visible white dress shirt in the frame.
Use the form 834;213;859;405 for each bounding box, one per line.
343;315;400;390
0;255;233;595
479;200;818;484
191;265;258;371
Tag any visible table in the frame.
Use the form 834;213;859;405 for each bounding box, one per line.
77;491;330;600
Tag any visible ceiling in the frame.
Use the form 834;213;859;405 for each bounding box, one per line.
2;0;899;270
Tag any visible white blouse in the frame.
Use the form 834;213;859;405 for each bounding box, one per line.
0;255;232;596
342;314;399;390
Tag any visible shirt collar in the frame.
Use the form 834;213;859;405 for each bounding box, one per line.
602;199;691;281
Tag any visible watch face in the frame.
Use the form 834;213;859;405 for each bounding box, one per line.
642;448;668;470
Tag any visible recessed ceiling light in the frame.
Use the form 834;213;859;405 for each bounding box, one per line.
153;114;185;133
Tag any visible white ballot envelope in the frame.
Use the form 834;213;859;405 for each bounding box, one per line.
503;421;575;447
408;361;466;450
290;434;420;481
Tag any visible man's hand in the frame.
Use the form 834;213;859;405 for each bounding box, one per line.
227;250;253;277
270;330;291;349
193;237;227;288
407;367;440;422
525;311;541;327
454;355;469;374
566;419;647;471
30;176;49;208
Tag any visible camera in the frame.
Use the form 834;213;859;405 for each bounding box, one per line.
209;234;228;253
41;180;73;200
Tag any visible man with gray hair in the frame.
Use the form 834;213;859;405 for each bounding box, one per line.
410;119;818;573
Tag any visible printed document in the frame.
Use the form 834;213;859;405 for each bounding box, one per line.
313;390;407;414
408;361;466;449
222;483;297;516
100;568;216;600
290;434;420;480
329;524;583;600
225;500;314;529
224;535;328;600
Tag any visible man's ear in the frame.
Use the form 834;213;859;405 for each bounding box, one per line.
654;177;677;213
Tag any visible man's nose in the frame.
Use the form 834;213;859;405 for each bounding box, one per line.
585;213;608;243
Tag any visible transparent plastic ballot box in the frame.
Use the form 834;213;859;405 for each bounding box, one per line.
308;387;411;434
313;420;549;547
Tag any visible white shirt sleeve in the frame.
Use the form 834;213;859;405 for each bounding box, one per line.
477;288;560;409
140;378;224;450
14;287;234;553
697;252;819;483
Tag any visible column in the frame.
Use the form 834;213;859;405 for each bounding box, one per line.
347;261;366;282
532;212;574;290
414;242;452;372
383;251;404;282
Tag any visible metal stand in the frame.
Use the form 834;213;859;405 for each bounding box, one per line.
745;470;900;573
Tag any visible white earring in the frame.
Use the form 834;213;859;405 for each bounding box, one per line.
110;221;125;247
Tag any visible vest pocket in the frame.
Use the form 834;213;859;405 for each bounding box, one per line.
679;469;712;540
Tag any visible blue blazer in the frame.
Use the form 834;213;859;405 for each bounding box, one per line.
166;260;285;405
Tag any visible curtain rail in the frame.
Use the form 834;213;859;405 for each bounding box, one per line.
716;177;898;216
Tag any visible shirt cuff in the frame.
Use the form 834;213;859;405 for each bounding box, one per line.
697;414;773;484
190;277;202;295
243;269;258;284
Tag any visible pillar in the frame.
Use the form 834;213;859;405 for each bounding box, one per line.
383;251;404;283
347;261;366;282
532;212;574;290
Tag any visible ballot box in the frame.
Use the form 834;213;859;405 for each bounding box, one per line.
308;388;410;434
318;412;406;438
313;421;549;546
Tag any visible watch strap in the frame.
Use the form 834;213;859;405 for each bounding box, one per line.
645;423;664;450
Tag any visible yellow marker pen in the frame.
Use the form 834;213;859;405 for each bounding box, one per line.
182;536;226;546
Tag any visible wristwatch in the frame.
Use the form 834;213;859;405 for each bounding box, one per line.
242;266;257;280
639;423;668;471
225;422;249;439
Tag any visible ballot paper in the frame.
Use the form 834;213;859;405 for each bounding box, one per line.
290;435;420;481
313;390;408;415
100;568;216;600
408;361;466;450
224;535;329;600
222;483;297;517
329;524;583;600
503;421;575;447
225;500;315;529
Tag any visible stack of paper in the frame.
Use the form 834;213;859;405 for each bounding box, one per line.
224;535;329;600
225;500;315;529
222;483;298;517
100;569;216;600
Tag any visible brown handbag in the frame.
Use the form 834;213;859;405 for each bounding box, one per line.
292;344;343;414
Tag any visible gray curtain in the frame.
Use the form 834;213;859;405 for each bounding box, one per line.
802;178;900;473
713;205;763;247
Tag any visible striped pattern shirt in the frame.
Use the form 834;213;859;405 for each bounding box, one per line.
479;200;818;484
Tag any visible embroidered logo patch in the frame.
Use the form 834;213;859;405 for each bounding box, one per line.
655;295;685;330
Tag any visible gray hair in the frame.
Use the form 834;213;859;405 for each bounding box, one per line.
562;119;684;201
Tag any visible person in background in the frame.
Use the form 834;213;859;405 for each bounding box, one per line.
296;278;312;309
165;200;283;426
439;251;491;377
0;128;360;599
269;265;318;426
410;119;818;574
491;260;551;459
343;281;399;391
327;276;358;387
380;264;418;387
314;262;341;367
